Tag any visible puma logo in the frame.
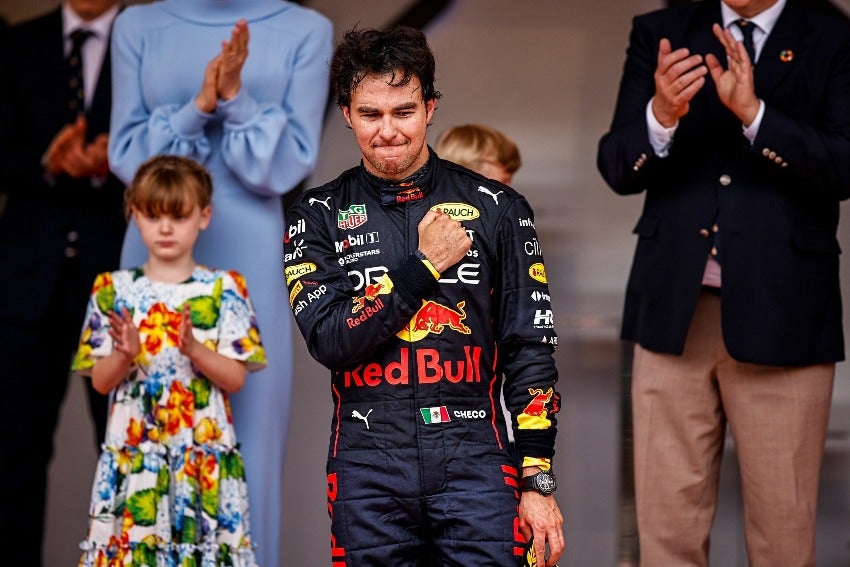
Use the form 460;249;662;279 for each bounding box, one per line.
352;409;373;429
477;186;503;205
309;196;331;210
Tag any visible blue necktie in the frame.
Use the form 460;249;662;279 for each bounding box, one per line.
734;19;757;64
66;28;93;122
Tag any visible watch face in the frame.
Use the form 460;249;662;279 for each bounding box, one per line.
536;472;556;495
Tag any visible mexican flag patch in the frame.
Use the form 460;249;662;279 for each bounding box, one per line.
420;406;451;424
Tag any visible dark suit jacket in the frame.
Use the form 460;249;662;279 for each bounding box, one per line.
597;0;850;366
0;7;126;326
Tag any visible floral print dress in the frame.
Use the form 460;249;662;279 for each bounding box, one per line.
72;266;266;567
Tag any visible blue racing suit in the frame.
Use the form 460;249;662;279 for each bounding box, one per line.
284;151;560;566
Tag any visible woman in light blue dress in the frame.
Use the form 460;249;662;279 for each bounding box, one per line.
108;3;333;565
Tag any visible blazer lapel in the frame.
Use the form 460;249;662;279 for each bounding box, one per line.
754;0;804;98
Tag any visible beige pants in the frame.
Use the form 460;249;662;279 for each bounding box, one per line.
632;291;834;567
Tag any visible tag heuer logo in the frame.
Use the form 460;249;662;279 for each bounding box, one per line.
338;204;368;230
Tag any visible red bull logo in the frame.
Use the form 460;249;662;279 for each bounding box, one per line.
343;346;482;386
351;274;393;315
397;300;472;341
395;186;424;203
517;387;558;431
522;387;554;416
352;282;383;313
347;297;384;328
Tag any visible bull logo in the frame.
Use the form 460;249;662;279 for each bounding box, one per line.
395;186;424;203
351;274;393;313
397;300;472;342
522;387;553;417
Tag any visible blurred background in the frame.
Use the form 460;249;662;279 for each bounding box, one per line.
3;0;850;565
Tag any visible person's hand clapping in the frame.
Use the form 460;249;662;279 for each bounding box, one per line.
217;19;249;102
177;304;201;360
44;117;111;179
196;53;221;113
650;38;707;127
107;307;140;362
705;23;760;126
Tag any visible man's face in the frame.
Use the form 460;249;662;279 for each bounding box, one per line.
342;73;436;181
722;0;779;18
68;0;117;21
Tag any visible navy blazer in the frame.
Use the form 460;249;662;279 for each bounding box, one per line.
597;0;850;366
0;7;126;325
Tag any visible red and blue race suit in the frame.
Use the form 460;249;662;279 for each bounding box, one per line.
284;152;560;566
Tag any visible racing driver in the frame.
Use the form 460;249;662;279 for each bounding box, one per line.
283;25;564;566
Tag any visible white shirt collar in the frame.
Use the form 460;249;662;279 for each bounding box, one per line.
62;2;120;40
721;0;786;35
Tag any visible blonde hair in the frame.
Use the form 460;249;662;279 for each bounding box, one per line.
125;155;212;218
434;123;521;174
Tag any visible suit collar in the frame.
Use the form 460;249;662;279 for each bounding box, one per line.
720;0;786;34
61;2;120;40
754;0;804;97
688;0;803;110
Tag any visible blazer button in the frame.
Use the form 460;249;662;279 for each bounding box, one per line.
762;148;771;156
711;246;718;256
719;174;731;186
699;228;710;238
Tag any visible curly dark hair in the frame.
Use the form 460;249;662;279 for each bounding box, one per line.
331;25;442;108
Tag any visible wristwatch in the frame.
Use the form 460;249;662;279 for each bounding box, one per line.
520;470;557;496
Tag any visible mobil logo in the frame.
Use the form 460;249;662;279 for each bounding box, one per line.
334;231;379;253
396;300;471;341
284;218;306;244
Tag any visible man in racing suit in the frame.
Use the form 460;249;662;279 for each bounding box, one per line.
284;25;564;566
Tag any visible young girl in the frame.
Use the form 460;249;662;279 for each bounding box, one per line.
73;155;265;567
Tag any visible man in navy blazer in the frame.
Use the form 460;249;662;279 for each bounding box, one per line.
0;1;124;565
598;0;850;565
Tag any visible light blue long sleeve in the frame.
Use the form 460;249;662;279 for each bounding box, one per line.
109;1;333;197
